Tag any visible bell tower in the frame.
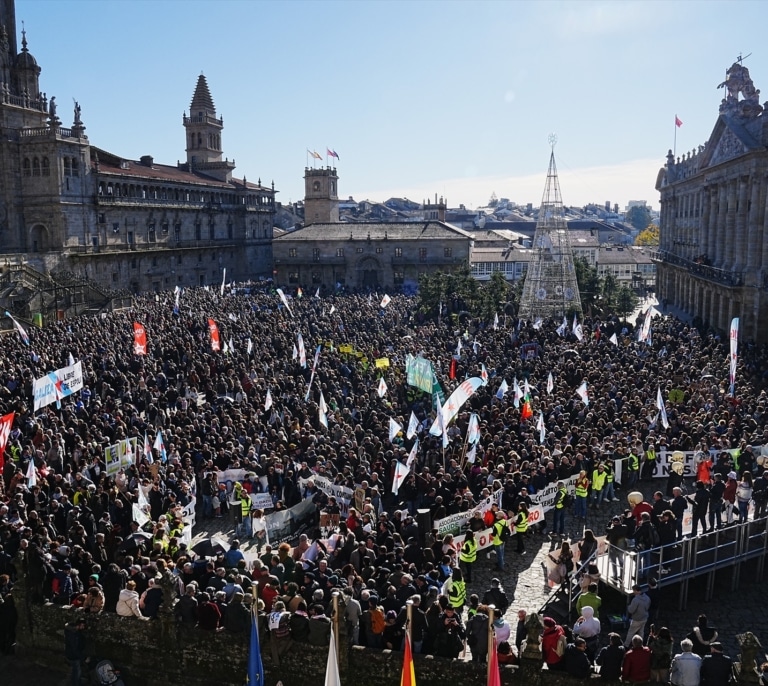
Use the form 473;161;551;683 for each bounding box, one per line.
183;74;234;181
304;166;339;224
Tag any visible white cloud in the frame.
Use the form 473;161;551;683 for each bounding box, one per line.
351;157;662;211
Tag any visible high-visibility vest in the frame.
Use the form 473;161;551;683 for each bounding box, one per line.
493;519;507;545
645;449;656;462
605;463;614;483
515;511;528;534
459;538;478;564
575;478;589;498
556;488;567;509
240;492;252;517
628;453;639;471
449;579;466;608
592;470;607;491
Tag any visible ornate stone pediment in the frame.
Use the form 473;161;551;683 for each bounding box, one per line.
709;126;748;166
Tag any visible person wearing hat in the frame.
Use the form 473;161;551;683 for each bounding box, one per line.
541;616;566;670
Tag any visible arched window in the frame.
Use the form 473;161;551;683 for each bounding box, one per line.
23;159;30;176
42;157;50;176
32;157;40;176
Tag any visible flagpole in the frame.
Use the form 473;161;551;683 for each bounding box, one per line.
673;117;677;158
487;604;496;681
332;591;340;667
405;599;413;651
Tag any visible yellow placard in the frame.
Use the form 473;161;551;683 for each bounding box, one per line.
375;358;390;369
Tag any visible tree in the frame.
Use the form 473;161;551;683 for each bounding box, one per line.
635;224;660;245
614;284;639;321
574;257;602;312
478;271;510;321
626;205;653;232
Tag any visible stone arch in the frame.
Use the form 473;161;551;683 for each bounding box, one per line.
356;256;382;289
29;223;50;252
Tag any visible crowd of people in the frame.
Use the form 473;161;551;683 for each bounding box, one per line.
1;285;768;678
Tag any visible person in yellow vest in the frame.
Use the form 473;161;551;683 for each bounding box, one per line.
626;448;640;490
459;530;478;583
491;511;508;571
575;470;590;518
514;502;529;555
238;488;253;538
446;567;467;614
642;443;658;481
590;463;608;510
603;458;618;502
551;481;568;538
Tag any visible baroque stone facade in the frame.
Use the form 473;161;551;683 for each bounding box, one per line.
0;1;275;294
655;61;768;341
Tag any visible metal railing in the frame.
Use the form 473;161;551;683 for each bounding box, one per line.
597;515;768;609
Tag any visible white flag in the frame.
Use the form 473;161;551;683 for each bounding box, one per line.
276;288;294;317
556;316;568;337
576;381;589;406
68;352;75;367
536;411;546;443
223;341;230;354
609;333;618;346
297;333;307;368
292;344;298;361
389;417;402;442
26;458;37;487
392;461;410;495
480;364;489;386
472;340;480;355
324;625;341;686
466;443;477;464
467;412;481;444
513;378;522;408
318;392;328;428
228;313;237;322
330;305;336;314
220;267;226;296
574;322;584;341
547;372;554;395
533;317;543;330
228;337;235;352
496;378;508;400
377;377;387;398
407;411;419;440
315;288;320;298
657;386;669;429
406;438;419;468
456;339;462;356
493;313;499;330
247;338;253;355
380;294;391;308
265;388;273;411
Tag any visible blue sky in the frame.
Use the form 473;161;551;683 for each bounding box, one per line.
16;0;768;210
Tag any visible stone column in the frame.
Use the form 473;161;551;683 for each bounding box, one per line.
723;180;737;271
732;177;749;273
715;183;728;268
707;185;719;259
699;188;710;261
746;178;762;271
760;177;768;279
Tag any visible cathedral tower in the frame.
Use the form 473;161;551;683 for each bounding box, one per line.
183;74;234;181
304;166;339;224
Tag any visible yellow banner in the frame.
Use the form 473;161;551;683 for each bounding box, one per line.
375;358;390;369
339;344;354;354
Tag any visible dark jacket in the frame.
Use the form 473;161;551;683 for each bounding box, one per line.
563;643;592;679
307;615;331;646
700;652;733;686
222;596;250;633
596;643;625;680
64;622;86;661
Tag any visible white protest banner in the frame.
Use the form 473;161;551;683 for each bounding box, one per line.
433;488;503;537
250;492;275;511
33;361;84;410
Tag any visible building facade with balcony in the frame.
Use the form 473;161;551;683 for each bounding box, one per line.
272;222;473;293
655;61;768;341
0;1;275;295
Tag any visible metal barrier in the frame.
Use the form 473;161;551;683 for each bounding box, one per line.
597;515;768;610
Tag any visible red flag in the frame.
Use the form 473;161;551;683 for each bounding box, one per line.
675;115;683;127
449;358;457;380
521;400;533;420
487;640;501;686
208;319;221;351
0;411;14;472
133;322;147;355
401;630;416;686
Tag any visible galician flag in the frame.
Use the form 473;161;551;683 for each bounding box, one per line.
512;378;522;408
154;430;167;463
26;457;37;487
466;443;477;464
656;386;669;429
533;317;543;330
392;461;410;495
406;411;419;440
576;381;589;406
377;377;387;398
556;316;568;337
389;417;403;443
380;294;391;308
536;411;546;443
143;432;153;464
496;379;508;400
480;364;489;386
318;392;328;428
406;438;419;469
467;413;481;444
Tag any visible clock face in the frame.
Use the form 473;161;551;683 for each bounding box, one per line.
565;288;575;300
536;288;547;300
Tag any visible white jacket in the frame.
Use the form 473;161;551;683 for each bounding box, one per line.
116;589;143;618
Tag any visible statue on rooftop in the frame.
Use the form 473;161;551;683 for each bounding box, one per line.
718;62;763;118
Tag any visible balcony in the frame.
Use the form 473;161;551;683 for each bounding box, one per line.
651;249;742;287
65;238;239;255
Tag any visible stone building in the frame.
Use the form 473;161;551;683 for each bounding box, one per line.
273;221;472;293
655;60;768;341
0;0;275;302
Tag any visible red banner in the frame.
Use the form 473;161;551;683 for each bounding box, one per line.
133;322;147;355
449;358;457;380
0;411;14;471
208;319;221;351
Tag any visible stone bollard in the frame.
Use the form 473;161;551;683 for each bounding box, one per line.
734;632;762;684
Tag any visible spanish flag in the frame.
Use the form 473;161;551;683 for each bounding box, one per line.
401;630;416;686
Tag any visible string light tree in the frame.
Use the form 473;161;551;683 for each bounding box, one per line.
517;135;583;322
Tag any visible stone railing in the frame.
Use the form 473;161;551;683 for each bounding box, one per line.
652;249;742;286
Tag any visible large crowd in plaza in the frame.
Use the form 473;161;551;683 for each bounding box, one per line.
1;284;768;684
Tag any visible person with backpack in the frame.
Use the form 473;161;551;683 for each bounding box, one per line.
364;597;386;649
490;511;509;571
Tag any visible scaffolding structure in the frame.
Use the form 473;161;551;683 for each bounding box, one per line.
518;145;582;321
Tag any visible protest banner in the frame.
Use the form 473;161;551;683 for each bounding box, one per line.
33;361;84;410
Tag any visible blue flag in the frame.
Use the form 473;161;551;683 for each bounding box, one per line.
247;607;264;686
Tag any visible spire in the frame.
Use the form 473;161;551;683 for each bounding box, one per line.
518;137;583;321
20;23;26;51
190;73;215;114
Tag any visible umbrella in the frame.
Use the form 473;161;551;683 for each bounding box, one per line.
191;536;229;558
119;531;152;552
